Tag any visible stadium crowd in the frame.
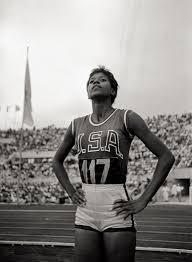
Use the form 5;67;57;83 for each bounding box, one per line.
0;113;192;204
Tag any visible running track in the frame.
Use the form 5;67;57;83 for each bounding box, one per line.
0;204;191;252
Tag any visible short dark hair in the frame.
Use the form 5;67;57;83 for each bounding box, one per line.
87;65;119;104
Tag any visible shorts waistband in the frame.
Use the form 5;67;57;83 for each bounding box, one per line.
82;183;125;191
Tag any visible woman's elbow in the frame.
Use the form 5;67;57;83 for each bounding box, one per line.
164;150;175;167
52;157;62;172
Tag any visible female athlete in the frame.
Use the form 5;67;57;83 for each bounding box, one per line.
53;66;175;262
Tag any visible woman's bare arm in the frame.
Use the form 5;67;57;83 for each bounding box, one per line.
128;111;175;203
52;123;86;205
113;111;175;217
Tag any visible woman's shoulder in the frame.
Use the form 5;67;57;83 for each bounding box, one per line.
116;108;135;115
116;108;137;122
122;109;143;122
71;114;89;137
115;109;136;138
73;114;89;123
120;109;147;137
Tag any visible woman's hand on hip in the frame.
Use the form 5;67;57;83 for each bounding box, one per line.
112;198;148;219
70;188;86;206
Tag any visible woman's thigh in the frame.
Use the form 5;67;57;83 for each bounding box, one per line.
74;228;104;262
103;230;136;262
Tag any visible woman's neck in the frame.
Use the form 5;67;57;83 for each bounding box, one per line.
91;100;114;123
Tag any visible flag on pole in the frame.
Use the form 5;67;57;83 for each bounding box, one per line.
23;53;34;127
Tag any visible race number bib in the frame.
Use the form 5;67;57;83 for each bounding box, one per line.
79;158;120;184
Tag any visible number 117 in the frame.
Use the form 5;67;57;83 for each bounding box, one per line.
81;158;110;184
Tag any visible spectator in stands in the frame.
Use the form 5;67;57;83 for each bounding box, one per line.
161;181;170;202
176;183;184;202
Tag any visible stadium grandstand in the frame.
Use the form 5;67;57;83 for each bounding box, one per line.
0;112;192;205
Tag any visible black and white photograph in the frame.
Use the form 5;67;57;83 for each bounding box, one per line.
0;0;192;261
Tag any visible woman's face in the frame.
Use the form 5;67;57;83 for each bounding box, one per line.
87;72;115;101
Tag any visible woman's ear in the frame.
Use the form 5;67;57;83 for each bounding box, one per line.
111;88;116;97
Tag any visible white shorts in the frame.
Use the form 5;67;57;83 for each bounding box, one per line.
75;184;136;232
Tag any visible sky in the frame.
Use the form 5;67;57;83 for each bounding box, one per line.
0;0;192;129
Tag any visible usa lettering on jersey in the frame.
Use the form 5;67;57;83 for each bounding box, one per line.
76;130;123;159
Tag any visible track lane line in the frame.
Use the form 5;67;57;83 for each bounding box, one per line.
0;241;192;254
